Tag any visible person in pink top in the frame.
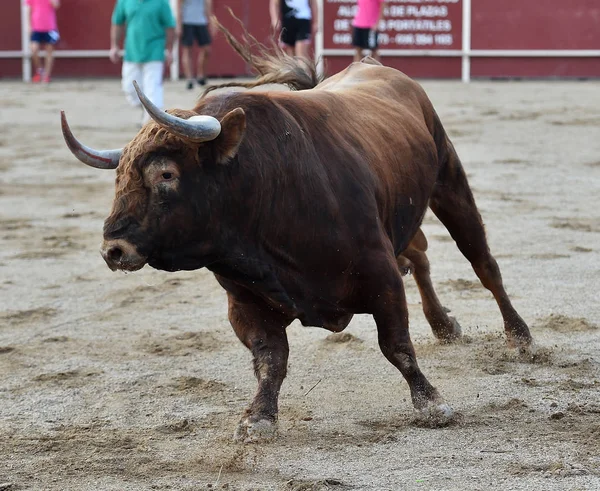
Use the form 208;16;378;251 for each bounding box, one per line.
352;0;384;62
27;0;60;83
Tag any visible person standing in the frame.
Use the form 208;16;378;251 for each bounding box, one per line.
177;0;215;90
270;0;318;60
110;0;176;125
352;0;385;62
27;0;60;83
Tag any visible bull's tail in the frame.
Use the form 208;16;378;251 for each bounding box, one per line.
430;109;454;183
203;10;324;98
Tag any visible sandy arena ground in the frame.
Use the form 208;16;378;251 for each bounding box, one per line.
1;75;599;491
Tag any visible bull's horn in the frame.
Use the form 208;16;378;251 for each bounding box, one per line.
61;111;121;170
133;80;221;142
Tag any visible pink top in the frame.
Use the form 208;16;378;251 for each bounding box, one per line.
27;0;58;32
353;0;384;29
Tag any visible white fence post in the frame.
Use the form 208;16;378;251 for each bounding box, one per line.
315;0;324;77
169;0;179;81
461;0;471;83
21;0;31;82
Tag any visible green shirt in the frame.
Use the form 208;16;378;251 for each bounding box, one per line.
112;0;176;63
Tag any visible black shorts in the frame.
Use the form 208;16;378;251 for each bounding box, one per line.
31;30;60;45
181;24;211;47
281;17;311;47
352;27;378;50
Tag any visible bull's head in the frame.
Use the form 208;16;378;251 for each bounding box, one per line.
61;82;246;272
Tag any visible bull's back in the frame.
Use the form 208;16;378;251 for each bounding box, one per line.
283;65;441;252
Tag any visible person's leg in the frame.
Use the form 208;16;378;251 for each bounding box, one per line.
280;18;296;57
141;61;165;124
352;27;367;63
180;25;195;89
294;40;311;59
293;19;312;59
181;46;193;87
369;29;380;63
196;25;212;85
41;30;60;82
43;44;55;81
196;47;210;84
122;62;143;107
30;40;42;81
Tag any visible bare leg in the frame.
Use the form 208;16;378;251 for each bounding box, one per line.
181;46;193;82
228;291;293;442
43;44;54;80
196;45;210;83
430;145;532;347
371;48;380;63
295;40;311;60
282;44;294;56
353;47;363;62
366;254;453;417
400;229;462;342
30;42;41;78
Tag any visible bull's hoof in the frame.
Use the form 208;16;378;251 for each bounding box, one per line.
506;333;534;350
414;400;456;427
419;400;454;419
233;418;277;443
504;315;533;349
434;316;463;344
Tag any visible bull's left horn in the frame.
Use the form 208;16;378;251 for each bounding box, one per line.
61;111;121;169
133;80;221;142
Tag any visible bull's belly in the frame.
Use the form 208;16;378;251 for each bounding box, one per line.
298;306;354;332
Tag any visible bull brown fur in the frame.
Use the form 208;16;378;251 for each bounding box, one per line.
61;36;533;442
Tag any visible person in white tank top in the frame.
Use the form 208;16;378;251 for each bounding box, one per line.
269;0;318;60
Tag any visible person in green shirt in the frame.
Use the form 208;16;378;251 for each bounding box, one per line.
109;0;176;125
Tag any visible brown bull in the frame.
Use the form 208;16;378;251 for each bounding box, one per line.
61;47;532;442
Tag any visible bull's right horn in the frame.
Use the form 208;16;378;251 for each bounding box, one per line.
133;81;222;143
61;111;122;169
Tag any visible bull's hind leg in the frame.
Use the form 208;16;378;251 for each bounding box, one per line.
399;229;462;342
430;150;532;347
227;291;293;443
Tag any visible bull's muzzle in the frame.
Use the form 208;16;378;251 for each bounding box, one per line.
100;239;146;272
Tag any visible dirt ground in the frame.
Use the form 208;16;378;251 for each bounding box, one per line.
1;75;599;491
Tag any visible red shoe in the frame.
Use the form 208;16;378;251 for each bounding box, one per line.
32;73;42;83
41;75;51;83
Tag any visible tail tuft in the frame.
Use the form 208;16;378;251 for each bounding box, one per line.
203;9;324;97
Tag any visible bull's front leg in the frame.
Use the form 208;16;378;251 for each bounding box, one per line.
227;291;293;443
366;254;454;420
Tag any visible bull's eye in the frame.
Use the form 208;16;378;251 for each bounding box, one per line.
162;172;173;180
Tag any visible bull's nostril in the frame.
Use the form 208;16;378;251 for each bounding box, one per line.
107;246;124;263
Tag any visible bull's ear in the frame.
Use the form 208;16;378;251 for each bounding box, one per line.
214;108;246;164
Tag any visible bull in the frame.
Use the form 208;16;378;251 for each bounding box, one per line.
61;39;532;442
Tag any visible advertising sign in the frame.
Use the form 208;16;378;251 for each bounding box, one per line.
323;0;462;51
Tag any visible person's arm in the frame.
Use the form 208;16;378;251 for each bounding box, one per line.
50;0;60;9
376;0;385;30
165;27;175;64
110;24;125;63
176;0;183;37
206;0;216;36
162;2;177;65
110;0;125;64
309;0;319;35
269;0;280;31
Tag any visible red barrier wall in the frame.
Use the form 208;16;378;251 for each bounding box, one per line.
472;0;600;50
470;0;600;77
2;0;600;79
